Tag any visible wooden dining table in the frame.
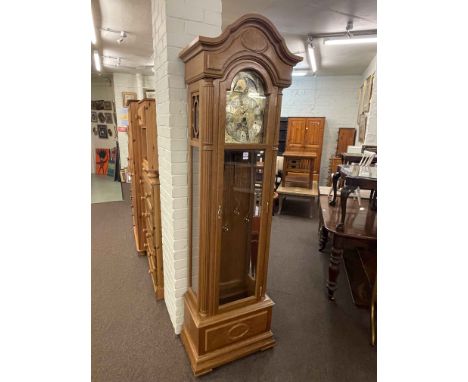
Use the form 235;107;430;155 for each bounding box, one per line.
319;193;376;300
329;164;377;231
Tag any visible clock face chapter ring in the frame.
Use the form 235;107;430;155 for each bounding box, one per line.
225;70;266;144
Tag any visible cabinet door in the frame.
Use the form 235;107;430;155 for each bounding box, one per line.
336;128;356;155
218;149;265;306
286;118;306;151
304;118;325;179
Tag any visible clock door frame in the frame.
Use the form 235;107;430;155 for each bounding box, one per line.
214;62;279;315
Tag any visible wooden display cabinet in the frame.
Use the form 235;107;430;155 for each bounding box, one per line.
179;14;302;375
284;117;325;183
127;99;164;300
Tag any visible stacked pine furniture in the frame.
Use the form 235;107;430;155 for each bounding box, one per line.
277;117;325;216
127;99;164;300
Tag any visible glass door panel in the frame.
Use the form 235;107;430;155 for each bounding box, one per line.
219;149;265;305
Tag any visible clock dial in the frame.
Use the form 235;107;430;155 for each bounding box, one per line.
225;71;266;143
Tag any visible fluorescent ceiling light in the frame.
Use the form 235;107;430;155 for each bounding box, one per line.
292;71;308;77
307;44;317;73
91;6;96;44
324;36;377;46
93;50;101;72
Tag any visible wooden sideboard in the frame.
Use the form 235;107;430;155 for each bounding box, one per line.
285;117;325;183
128;99;164;300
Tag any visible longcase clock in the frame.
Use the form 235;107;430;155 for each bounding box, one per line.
179;14;302;375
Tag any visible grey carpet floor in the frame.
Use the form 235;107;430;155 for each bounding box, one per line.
92;185;376;382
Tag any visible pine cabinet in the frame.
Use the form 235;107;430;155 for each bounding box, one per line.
284;117;325;183
127;99;164;300
179;14;301;375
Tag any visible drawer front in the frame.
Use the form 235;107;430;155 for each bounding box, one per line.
145;229;155;252
143;180;153;196
144;195;153;212
204;310;269;353
145;214;154;233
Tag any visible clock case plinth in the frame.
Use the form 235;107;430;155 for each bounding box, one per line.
179;14;302;376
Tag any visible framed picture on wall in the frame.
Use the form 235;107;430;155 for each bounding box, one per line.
105;113;113;124
103;101;113;110
145;89;156;99
91;111;97;123
122;91;137;106
362;74;374;113
95;148;110;175
95;100;105;110
358;114;367;143
91;101;97;110
356;85;364;124
98;125;108;139
98;112;106;123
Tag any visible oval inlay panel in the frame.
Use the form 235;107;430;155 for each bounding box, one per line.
241;29;267;52
227;323;250;340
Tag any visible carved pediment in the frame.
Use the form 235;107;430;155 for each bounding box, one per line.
179;14;303;87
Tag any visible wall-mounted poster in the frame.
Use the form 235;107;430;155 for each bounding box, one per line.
105;113;113;124
91;111;97;123
103;101;113;110
98;125;108;139
122;91;137;106
358;114;368;143
107;147;117;177
118;107;129;127
95;100;105;110
97;112;106;123
362;74;374;113
95;148;110;175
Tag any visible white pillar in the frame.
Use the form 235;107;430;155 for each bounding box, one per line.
151;0;222;334
135;73;144;99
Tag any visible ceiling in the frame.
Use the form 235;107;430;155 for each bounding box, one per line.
91;0;376;76
91;0;153;75
222;0;377;75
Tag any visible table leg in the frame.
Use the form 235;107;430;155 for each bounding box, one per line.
370;189;377;211
319;225;328;251
370;277;377;346
329;171;340;206
278;195;284;215
327;237;343;300
336;185;353;232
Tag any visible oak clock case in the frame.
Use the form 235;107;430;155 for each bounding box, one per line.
179;14;302;375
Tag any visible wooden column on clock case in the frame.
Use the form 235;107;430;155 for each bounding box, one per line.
180;14;302;376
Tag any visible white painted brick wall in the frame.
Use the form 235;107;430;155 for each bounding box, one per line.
281;75;362;185
151;0;222;334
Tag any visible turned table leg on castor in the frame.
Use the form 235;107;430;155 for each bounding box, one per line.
327;239;343;300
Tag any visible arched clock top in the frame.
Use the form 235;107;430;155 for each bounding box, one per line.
179;14;303;87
